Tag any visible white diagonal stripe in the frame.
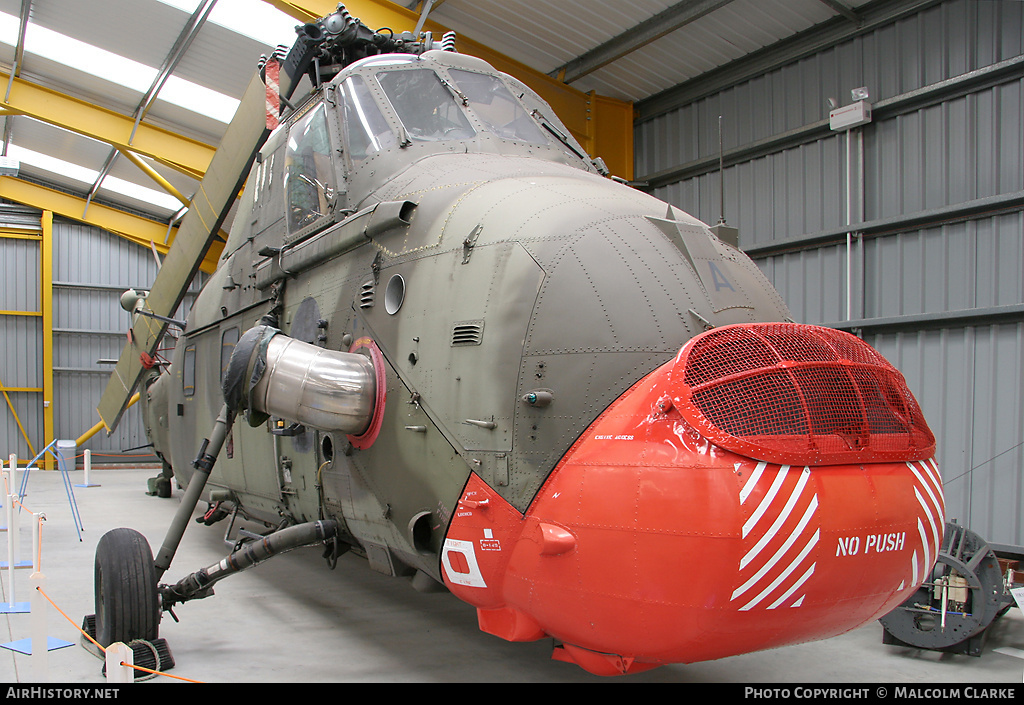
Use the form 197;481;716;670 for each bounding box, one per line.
732;494;818;601
908;462;942;547
920;459;943;492
739;529;819;611
908;462;943;518
920;460;946;524
767;562;816;609
916;517;932;571
740;461;768;505
914;487;940;559
741;467;809;569
742;465;788;538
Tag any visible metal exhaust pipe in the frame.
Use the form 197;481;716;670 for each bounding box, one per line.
223;325;376;434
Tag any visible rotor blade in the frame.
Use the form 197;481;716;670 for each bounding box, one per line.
96;67;284;433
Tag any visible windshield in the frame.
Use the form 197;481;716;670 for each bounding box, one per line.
285;103;333;232
341;75;396;161
377;69;475;142
449;69;547;145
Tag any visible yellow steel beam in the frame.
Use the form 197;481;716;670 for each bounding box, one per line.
0;372;35;459
119;149;230;242
0;177;222;274
0;229;40;240
78;392;139;444
119;150;190;207
264;0;634;180
0;70;215;180
41;210;54;470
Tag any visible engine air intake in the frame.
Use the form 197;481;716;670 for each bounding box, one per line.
671;323;935;465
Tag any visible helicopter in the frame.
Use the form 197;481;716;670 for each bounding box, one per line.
90;4;945;677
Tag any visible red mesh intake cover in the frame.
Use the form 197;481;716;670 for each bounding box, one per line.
670;323;935;465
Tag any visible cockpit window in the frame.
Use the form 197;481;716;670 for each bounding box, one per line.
341;75;395;161
449;69;548;145
377;69;475;142
285;103;334;233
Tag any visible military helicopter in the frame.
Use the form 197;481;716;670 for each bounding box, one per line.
90;4;945;677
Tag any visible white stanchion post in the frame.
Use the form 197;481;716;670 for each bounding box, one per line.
31;512;44;572
76;449;99;489
11;486;19;563
106;642;134;683
5;488;13;605
30;572;48;682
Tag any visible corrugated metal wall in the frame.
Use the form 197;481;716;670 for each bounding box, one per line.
634;0;1023;544
0;206;43;461
52;220;165;464
0;206;199;467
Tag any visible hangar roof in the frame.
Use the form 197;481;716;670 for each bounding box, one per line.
0;0;878;239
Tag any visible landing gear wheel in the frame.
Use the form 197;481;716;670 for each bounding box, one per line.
94;528;160;647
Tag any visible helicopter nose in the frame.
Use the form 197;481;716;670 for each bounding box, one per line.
441;323;943;675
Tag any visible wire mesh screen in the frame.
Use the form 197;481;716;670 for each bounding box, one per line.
674;324;935;465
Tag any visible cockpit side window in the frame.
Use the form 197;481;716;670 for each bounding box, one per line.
448;69;547;145
377;69;475;142
285;103;334;233
340;75;395;161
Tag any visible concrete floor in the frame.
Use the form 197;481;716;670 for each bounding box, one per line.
2;465;1022;684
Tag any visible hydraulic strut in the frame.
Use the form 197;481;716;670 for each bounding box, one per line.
153;403;236;581
160;520;340;611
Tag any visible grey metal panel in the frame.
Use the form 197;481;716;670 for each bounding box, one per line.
0;206;43;462
53;221;162;299
0;314;42;459
635;0;1024;545
867;324;1024;546
430;0;870;102
51;220;158;458
0;235;40;312
646;77;1023;246
636;4;1024;230
0;215;201;461
757;242;847;324
753;211;1024;326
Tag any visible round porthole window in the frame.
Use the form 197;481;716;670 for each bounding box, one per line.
384;274;405;315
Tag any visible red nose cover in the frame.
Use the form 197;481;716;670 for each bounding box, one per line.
441;324;944;675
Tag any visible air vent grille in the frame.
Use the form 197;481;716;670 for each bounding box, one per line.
359;280;375;309
451;320;484;346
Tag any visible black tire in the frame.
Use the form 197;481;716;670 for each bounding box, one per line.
94;528;160;647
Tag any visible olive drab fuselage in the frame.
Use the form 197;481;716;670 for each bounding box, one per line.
139;48;942;675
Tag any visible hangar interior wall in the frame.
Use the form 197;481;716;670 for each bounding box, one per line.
0;205;199;467
634;0;1023;545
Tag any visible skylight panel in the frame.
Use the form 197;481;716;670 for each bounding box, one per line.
155;0;299;47
0;10;240;123
8;144;184;212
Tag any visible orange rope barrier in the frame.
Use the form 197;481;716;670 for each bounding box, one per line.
35;586;204;683
35;586;104;653
7;454;197;683
1;475;44;570
116;661;203;683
